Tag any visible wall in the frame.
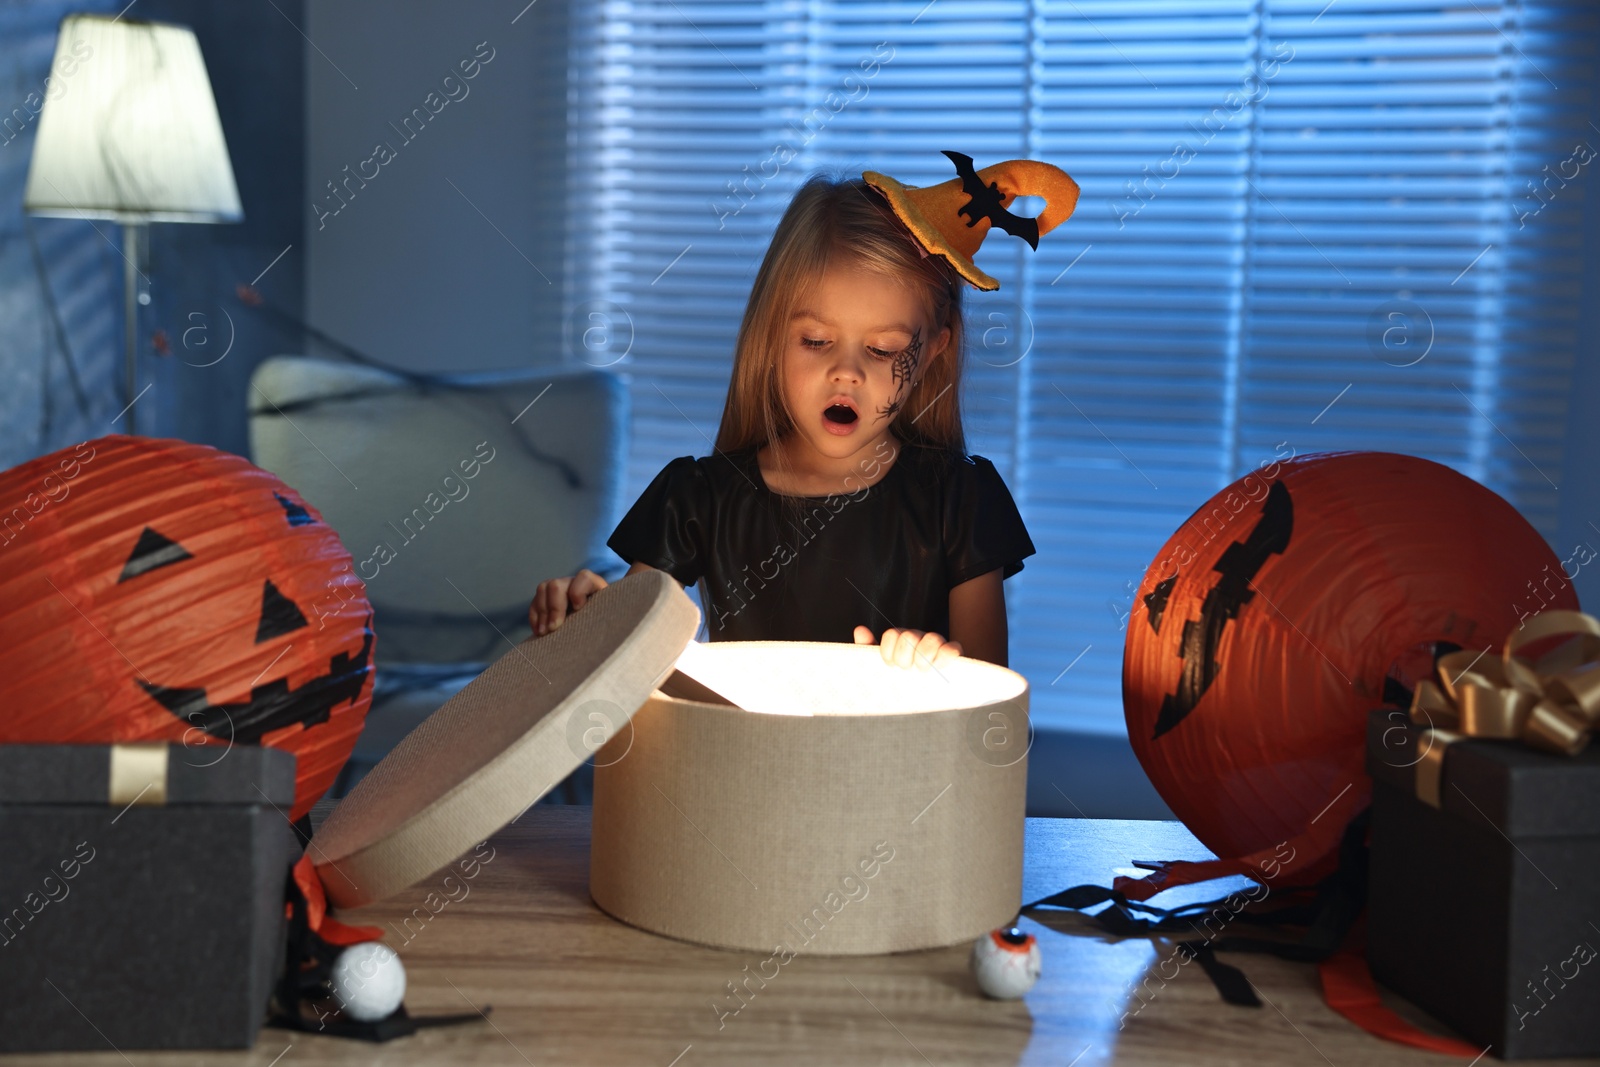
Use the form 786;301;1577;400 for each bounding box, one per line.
141;0;308;458
304;0;568;373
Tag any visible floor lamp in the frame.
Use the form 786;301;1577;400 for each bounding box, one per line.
23;13;243;437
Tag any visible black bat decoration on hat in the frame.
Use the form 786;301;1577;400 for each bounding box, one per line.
943;149;1040;249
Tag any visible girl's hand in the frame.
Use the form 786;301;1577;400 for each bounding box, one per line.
530;569;609;636
853;625;963;671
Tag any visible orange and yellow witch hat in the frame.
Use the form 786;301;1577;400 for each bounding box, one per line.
864;150;1079;292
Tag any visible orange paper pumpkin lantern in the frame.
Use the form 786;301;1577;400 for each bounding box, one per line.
0;435;373;820
1122;451;1575;882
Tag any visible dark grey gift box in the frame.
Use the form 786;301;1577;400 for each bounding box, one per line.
0;743;300;1053
1365;710;1600;1059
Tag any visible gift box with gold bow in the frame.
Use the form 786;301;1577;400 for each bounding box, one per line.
0;742;299;1053
1365;610;1600;1060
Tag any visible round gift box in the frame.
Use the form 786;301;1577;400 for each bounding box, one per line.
590;641;1030;955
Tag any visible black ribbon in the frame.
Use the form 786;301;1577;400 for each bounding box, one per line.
1020;808;1371;1007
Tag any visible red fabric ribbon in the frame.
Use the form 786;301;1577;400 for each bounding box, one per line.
1111;823;1341;902
289;854;383;946
1114;831;1488;1056
1319;919;1484;1058
1112;856;1256;901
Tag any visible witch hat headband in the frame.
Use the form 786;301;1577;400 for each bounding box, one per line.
863;150;1080;292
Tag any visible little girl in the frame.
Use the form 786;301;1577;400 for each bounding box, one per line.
530;155;1078;670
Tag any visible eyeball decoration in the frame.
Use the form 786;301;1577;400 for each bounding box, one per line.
971;925;1041;999
330;942;407;1022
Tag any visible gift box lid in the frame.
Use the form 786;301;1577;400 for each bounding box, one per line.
310;569;700;908
1365;709;1600;838
0;742;295;807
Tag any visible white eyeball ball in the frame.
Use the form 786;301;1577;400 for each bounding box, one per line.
971;926;1041;999
330;941;406;1022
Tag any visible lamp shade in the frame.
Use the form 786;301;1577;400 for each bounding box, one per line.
23;14;242;223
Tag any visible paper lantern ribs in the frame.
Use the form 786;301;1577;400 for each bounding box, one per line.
0;435;373;820
1121;450;1576;889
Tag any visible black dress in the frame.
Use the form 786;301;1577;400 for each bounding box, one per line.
606;442;1036;643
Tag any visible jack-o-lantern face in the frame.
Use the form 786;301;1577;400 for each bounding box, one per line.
1122;451;1575;882
122;518;373;745
0;436;374;820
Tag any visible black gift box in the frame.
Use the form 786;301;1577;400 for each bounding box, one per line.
0;743;300;1052
1365;710;1600;1059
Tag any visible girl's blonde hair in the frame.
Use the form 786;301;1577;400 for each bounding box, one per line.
713;172;967;466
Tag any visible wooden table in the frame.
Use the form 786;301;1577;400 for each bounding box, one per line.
12;808;1573;1066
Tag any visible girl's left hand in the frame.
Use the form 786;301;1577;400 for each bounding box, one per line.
853;625;963;671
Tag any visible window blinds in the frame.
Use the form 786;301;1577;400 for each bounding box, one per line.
567;0;1596;733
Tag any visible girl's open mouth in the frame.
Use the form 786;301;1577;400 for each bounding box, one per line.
822;403;859;435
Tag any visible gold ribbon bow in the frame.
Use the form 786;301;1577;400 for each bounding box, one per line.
1407;610;1600;806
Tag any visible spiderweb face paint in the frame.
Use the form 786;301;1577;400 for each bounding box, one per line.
876;327;923;421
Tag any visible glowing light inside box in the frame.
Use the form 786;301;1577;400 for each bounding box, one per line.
671;640;1027;717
